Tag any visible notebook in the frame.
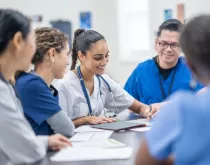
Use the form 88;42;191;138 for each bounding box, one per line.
91;121;146;131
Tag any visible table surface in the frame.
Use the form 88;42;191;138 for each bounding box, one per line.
31;110;149;165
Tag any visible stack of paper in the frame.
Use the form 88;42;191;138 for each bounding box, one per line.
72;138;126;148
51;125;133;162
75;125;106;133
126;119;151;125
70;131;113;142
50;146;133;162
130;127;151;132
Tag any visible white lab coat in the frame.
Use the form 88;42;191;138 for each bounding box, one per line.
56;71;134;120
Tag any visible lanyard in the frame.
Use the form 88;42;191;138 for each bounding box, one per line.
77;66;119;117
77;66;94;115
158;67;177;100
77;66;112;116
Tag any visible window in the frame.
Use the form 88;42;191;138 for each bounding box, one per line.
117;0;150;62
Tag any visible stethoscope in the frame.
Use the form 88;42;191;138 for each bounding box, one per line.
77;66;119;118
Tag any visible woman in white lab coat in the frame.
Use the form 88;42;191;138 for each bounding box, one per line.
57;29;156;127
0;9;71;165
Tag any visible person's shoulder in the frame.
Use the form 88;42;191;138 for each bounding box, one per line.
100;74;124;90
168;88;210;125
56;71;79;94
168;90;193;103
135;58;154;70
0;77;10;94
178;56;188;67
154;90;194;125
138;58;154;67
16;72;43;85
101;74;110;80
16;72;47;92
0;78;17;113
165;90;203;114
100;74;118;84
59;71;77;85
177;56;193;76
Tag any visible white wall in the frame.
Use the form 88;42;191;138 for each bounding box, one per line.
0;0;123;82
0;0;210;85
186;0;210;18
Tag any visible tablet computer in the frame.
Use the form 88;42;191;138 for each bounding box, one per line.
91;121;146;131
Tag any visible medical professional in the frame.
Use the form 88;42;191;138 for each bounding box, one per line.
56;29;156;127
15;27;75;136
0;9;71;165
124;19;203;106
136;14;210;165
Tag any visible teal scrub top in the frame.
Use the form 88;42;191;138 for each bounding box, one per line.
124;57;203;104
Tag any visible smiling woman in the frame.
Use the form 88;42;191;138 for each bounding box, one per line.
15;27;75;137
55;29;157;128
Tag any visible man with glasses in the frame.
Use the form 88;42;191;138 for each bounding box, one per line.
124;19;203;107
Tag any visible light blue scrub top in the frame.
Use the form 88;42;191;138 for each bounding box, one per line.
124;57;203;104
146;88;210;165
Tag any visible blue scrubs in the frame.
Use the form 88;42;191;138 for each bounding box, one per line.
146;88;210;165
124;57;203;104
15;72;61;135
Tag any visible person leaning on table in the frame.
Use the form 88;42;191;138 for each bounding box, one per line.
136;14;210;165
0;9;71;165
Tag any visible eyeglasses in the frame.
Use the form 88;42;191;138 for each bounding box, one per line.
157;41;180;50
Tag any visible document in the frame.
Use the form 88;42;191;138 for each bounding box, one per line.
70;131;113;142
50;146;133;162
72;138;126;148
126;119;151;126
130;127;151;132
75;125;107;132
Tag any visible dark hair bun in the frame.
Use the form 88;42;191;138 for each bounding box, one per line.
74;29;85;39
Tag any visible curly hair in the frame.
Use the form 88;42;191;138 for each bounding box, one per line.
32;27;68;65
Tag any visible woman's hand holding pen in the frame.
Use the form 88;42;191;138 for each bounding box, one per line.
141;104;157;120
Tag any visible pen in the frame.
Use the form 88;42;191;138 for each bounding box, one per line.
149;104;152;113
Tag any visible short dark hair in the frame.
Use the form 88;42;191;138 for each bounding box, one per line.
157;19;183;37
180;14;210;74
0;9;30;54
71;29;105;70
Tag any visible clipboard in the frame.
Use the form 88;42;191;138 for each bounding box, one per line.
91;121;146;131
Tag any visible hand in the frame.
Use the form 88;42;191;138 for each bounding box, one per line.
143;108;158;120
48;134;72;151
86;116;116;125
140;104;157;120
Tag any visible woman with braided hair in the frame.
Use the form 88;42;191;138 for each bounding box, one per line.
15;27;75;136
